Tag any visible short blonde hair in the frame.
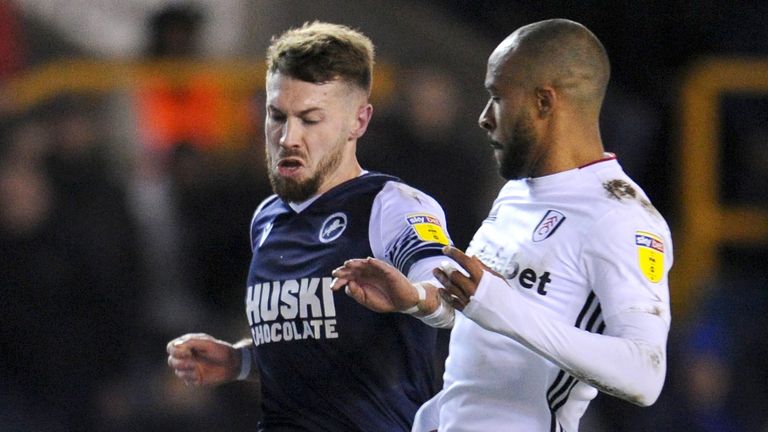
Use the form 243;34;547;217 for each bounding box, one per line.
266;21;375;94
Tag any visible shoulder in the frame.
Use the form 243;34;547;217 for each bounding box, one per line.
256;194;281;214
250;194;282;233
587;203;671;259
252;194;281;221
318;172;400;207
577;161;669;231
369;180;452;272
374;180;444;212
580;181;673;285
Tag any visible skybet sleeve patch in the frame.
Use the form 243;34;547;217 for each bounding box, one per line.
406;213;450;245
635;231;664;283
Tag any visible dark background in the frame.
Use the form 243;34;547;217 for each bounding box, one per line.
1;1;766;431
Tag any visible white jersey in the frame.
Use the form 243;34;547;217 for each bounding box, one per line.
417;157;672;432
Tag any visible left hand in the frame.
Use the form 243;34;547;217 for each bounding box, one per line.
331;257;433;313
434;246;499;311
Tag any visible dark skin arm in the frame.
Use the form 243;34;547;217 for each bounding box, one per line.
434;246;505;310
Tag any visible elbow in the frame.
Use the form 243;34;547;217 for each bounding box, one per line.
593;373;664;407
613;380;663;407
630;388;661;407
629;365;666;407
615;347;667;407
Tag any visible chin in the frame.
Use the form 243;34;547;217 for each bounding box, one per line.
269;173;320;202
499;163;528;180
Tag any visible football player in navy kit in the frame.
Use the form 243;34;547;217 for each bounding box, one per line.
332;19;672;431
167;22;455;431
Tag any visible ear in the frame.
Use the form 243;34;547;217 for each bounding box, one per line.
349;103;374;140
535;86;557;118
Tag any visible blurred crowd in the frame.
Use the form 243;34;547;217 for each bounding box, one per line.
1;1;767;431
0;4;267;431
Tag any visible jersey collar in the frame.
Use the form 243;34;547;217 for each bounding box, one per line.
578;152;617;169
287;169;369;213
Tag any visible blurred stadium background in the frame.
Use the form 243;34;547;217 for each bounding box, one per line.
1;1;766;431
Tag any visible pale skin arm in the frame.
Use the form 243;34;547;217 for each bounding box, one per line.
166;333;255;386
330;257;442;316
330;246;498;314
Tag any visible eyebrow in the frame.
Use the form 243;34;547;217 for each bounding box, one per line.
298;107;324;116
267;105;324;116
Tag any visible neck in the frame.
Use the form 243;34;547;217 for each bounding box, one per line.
316;158;363;196
535;112;604;176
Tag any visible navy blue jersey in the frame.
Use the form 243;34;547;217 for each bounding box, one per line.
247;172;449;431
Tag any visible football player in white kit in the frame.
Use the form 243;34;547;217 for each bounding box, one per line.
331;19;672;432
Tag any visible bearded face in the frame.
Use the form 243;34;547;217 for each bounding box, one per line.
264;73;363;202
266;136;344;202
496;109;538;180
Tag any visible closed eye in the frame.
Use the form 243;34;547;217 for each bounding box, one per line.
267;108;286;123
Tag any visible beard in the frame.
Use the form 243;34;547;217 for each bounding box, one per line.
497;110;538;180
266;140;345;203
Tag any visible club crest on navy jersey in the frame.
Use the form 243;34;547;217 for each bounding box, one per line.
532;210;566;242
319;212;348;243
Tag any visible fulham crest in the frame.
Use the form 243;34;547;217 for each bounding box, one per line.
319;212;347;243
533;210;566;242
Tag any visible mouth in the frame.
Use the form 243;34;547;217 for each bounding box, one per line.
277;157;305;177
488;140;503;150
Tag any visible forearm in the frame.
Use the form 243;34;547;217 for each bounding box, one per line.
463;272;668;406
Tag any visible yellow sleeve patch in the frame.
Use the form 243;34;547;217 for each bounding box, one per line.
635;231;664;283
406;213;450;245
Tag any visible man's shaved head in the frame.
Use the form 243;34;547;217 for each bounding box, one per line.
489;19;610;110
480;19;612;180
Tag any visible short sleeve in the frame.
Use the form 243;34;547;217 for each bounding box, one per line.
581;207;673;327
369;181;453;275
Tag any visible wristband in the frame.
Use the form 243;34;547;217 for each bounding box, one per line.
418;294;455;328
400;282;427;315
236;346;252;381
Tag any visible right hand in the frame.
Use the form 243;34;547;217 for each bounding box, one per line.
166;333;240;387
434;246;508;311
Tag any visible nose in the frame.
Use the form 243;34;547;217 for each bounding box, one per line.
279;119;301;148
478;99;494;131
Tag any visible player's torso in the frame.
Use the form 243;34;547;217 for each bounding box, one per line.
247;192;376;348
468;180;599;322
442;169;619;431
247;174;437;432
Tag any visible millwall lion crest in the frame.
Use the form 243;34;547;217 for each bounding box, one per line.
319;212;348;243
